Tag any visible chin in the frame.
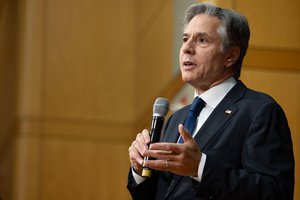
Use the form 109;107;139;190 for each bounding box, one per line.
181;75;194;84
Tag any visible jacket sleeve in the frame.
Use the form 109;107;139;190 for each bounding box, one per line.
192;101;295;200
127;168;158;200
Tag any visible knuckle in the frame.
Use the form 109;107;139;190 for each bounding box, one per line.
141;148;147;157
142;129;149;135
132;153;138;160
178;154;185;162
130;157;134;162
136;133;142;140
142;130;150;142
128;150;134;157
131;140;136;146
167;144;173;151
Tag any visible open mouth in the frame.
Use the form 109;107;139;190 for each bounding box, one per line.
183;61;196;68
184;61;194;66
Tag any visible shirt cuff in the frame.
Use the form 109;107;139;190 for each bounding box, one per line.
192;153;207;182
131;168;146;185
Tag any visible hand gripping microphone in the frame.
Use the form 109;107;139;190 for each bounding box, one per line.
142;97;169;177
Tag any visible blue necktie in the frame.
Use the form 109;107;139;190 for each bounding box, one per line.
178;97;205;143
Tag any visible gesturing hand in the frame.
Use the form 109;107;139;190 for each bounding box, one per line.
143;124;202;177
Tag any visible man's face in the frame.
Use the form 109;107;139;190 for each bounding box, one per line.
179;14;233;93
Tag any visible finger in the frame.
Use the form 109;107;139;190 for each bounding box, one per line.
129;145;144;165
144;149;176;161
148;143;184;157
178;124;193;143
149;142;178;153
137;129;150;147
142;129;151;144
131;138;144;156
136;132;149;154
144;159;171;171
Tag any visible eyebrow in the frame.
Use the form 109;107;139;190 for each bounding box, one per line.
182;32;209;38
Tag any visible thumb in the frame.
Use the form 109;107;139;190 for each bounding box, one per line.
178;124;193;143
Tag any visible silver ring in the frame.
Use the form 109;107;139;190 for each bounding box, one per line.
165;160;169;168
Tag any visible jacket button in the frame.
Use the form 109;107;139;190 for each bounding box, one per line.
208;195;215;200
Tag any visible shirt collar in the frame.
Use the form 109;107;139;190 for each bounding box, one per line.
195;77;237;109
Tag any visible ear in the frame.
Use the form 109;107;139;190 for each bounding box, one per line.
224;47;240;68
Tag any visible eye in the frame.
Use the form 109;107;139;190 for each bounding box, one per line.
199;37;207;43
182;37;188;43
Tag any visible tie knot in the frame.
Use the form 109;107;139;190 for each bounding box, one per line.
190;97;205;116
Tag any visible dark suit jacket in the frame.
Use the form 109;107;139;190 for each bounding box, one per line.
127;81;294;200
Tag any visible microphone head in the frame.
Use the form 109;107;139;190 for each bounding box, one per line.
153;97;169;117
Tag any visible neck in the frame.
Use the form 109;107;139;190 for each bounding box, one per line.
194;75;234;95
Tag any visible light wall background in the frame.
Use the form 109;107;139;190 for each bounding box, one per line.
0;0;299;200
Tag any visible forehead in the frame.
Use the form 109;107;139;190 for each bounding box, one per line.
184;14;221;34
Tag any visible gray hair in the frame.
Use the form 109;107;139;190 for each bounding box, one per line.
183;3;250;79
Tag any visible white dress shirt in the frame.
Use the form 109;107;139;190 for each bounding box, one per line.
133;77;237;184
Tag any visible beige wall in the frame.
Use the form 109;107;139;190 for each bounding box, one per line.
0;0;299;200
0;0;18;199
1;0;173;199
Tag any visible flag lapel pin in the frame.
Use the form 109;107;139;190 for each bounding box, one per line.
225;110;232;114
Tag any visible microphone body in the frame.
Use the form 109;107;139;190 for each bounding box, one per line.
142;98;169;177
149;116;164;144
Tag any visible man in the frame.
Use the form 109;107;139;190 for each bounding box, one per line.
127;3;294;200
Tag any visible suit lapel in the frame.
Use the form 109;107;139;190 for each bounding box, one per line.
194;99;238;149
194;81;246;149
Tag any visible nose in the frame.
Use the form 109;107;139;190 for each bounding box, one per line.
181;40;195;55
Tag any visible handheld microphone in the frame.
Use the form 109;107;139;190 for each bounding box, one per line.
142;97;169;177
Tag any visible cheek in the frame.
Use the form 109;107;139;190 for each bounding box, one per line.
196;52;212;67
203;50;226;67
